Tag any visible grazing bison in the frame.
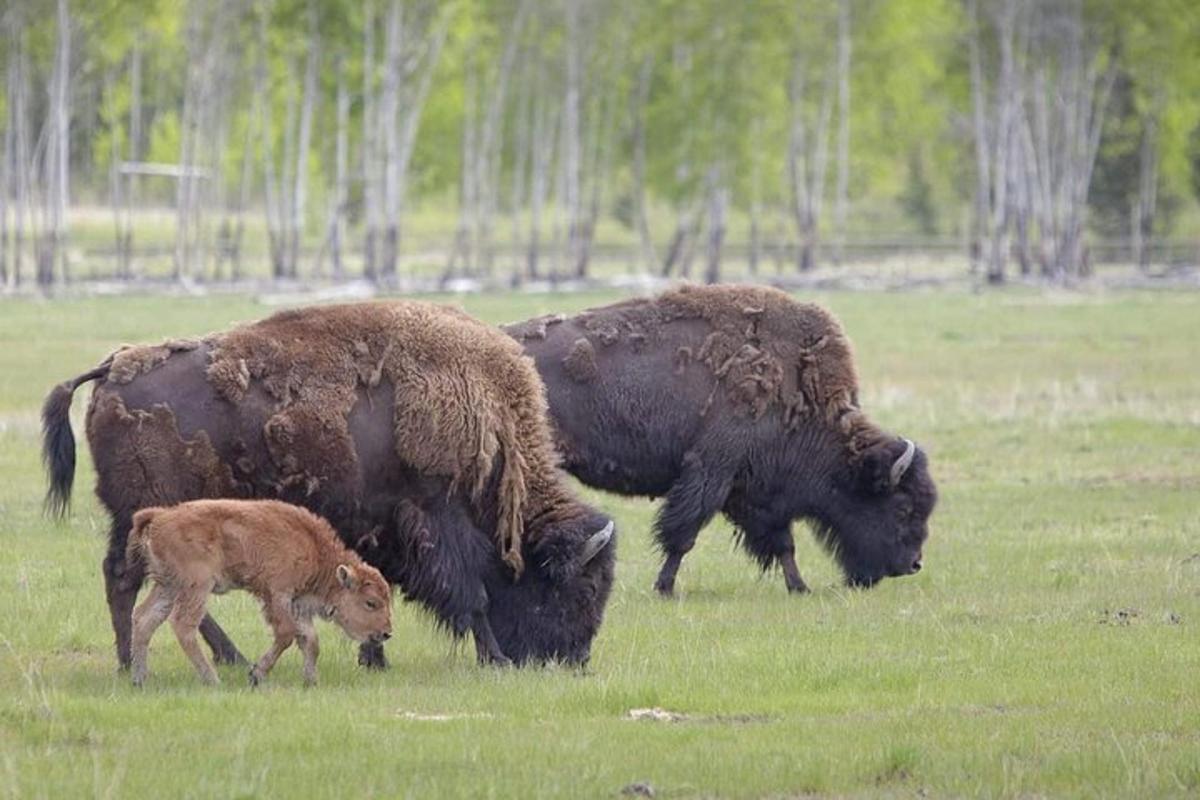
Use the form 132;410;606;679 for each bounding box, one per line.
505;284;936;594
43;301;616;670
128;499;393;687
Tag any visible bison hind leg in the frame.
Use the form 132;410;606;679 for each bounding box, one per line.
103;522;144;670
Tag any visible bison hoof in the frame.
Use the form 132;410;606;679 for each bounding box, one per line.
786;582;810;595
248;668;264;688
358;644;389;671
653;581;676;597
213;649;248;667
479;653;512;668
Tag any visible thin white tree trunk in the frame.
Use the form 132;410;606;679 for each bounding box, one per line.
631;54;656;273
562;0;582;280
833;0;851;265
291;1;320;278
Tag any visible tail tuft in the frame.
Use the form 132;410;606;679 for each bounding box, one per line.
42;383;78;517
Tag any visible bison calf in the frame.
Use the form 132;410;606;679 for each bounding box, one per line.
127;499;392;687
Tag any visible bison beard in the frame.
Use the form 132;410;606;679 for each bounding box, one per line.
505;283;937;595
43;301;616;670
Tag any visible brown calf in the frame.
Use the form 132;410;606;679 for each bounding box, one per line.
126;499;392;687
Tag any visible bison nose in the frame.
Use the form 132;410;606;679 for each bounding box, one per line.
379;632;392;642
910;558;923;575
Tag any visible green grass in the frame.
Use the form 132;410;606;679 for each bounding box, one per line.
1;288;1198;798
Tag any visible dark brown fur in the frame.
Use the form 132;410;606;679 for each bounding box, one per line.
507;284;937;594
43;300;616;670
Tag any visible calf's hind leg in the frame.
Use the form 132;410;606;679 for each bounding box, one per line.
105;520;246;669
130;583;175;687
653;451;734;596
169;586;220;685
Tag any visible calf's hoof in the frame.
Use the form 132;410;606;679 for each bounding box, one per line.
248;668;264;688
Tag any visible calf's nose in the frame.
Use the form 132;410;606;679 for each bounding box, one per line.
909;558;923;575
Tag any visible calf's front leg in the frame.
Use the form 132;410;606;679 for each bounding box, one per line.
250;597;298;686
294;616;320;686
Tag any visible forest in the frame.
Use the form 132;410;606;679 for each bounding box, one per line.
2;0;1200;288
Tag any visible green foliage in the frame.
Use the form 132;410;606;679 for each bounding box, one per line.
1;290;1198;796
5;0;1200;245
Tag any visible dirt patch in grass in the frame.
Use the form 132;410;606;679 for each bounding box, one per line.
625;707;773;725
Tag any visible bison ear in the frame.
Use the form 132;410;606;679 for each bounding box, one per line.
336;564;357;589
856;439;915;496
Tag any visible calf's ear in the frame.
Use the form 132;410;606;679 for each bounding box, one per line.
336;564;357;589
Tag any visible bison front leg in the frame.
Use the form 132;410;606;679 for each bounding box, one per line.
357;640;389;670
652;451;733;597
199;615;248;666
471;610;511;667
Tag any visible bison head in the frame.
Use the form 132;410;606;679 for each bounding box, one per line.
483;509;616;666
824;438;937;589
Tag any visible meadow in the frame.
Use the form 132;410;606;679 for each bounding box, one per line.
0;287;1197;798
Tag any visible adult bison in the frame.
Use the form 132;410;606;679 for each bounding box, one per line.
505;284;936;595
43;300;616;670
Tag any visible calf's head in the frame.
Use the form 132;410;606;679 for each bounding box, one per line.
330;563;394;643
485;508;616;666
825;438;937;589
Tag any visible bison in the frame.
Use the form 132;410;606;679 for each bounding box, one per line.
43;300;616;671
128;499;393;687
504;284;936;594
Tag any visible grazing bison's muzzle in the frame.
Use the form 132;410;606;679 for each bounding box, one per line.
486;516;616;666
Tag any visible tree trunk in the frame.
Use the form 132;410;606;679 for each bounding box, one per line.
562;0;583;281
631;54;656;273
291;0;320;279
833;0;851;265
703;168;727;285
123;35;142;278
327;54;349;280
361;1;379;280
1133;113;1159;272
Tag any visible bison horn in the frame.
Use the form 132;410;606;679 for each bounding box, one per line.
890;438;916;488
580;520;615;565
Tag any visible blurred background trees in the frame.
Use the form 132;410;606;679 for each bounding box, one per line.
2;0;1199;288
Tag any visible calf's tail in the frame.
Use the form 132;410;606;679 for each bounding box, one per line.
126;508;160;567
42;363;111;516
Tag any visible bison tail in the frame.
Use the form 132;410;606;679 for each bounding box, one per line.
126;508;160;566
42;363;110;516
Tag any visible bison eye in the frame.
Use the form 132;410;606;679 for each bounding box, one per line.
364;599;381;611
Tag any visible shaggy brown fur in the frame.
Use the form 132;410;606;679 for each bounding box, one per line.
127;499;392;687
195;301;571;576
43;300;617;671
516;284;885;457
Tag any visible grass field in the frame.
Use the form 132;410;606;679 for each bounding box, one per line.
1;287;1198;798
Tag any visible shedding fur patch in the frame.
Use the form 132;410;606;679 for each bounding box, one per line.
572;284;886;457
562;338;599;384
201;301;572;577
86;392;237;503
107;339;200;385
